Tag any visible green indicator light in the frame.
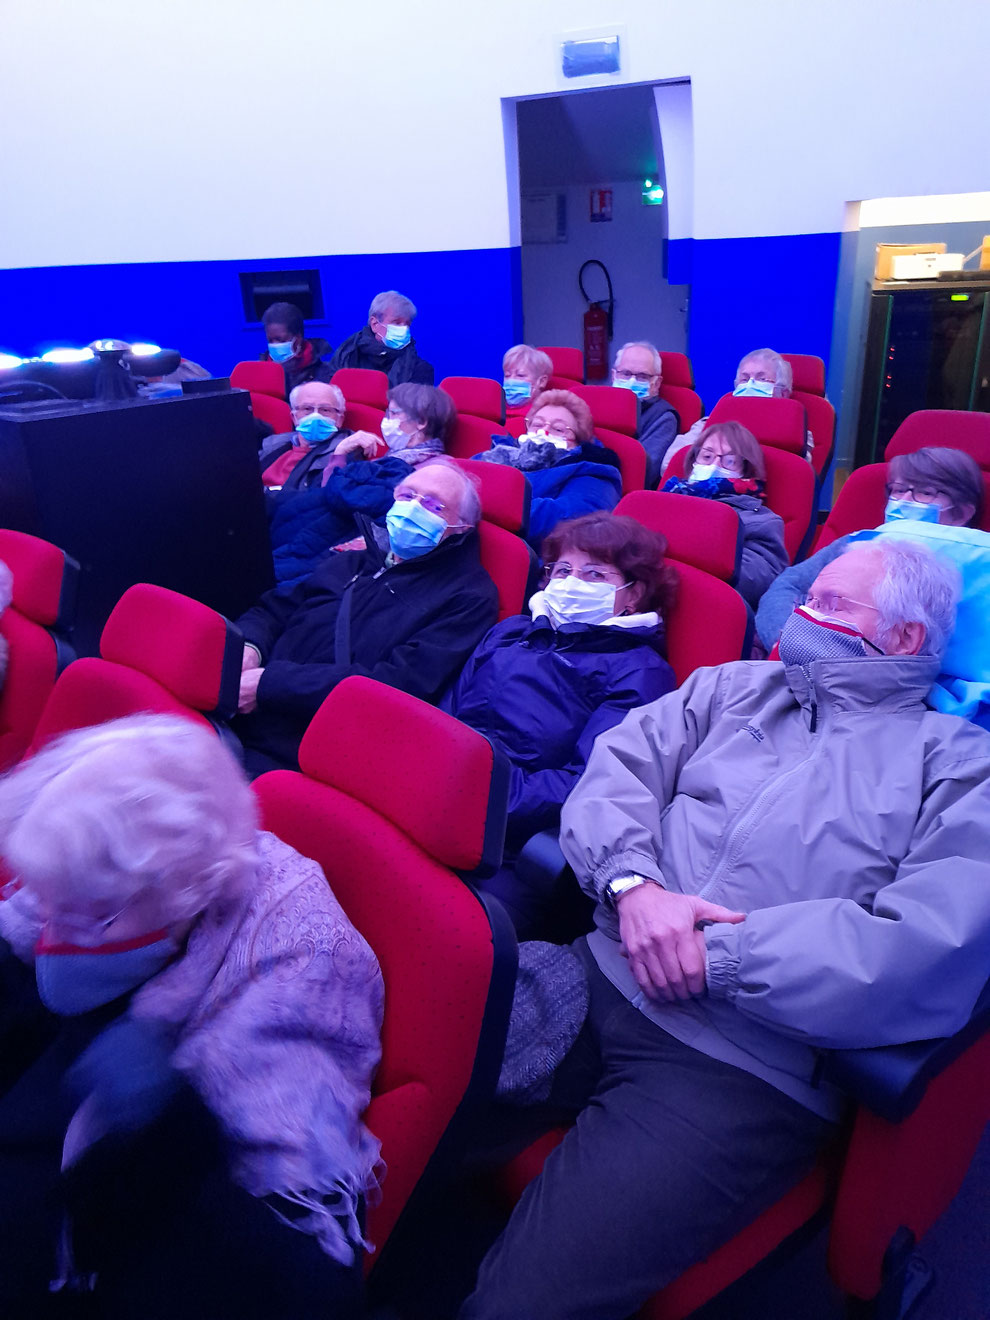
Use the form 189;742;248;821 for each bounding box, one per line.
950;293;970;301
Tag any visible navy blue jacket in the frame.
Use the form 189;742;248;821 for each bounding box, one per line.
447;614;675;847
476;439;623;548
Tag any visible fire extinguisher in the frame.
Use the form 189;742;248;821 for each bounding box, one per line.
579;259;614;382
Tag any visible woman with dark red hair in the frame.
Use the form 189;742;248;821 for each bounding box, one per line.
447;512;677;937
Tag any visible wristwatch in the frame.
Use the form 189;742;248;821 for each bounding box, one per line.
603;873;661;908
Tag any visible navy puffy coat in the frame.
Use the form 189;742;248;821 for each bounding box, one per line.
447;614;675;848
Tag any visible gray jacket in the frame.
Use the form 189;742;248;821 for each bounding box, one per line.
561;656;990;1117
719;494;789;609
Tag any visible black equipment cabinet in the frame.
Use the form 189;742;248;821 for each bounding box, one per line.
856;279;990;467
0;390;274;655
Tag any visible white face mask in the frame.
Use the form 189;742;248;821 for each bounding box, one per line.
381;416;412;452
688;462;735;483
542;576;628;627
521;429;569;449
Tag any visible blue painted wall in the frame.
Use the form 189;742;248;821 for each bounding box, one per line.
0;246;524;386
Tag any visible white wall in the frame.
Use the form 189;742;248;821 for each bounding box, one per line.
3;0;990;267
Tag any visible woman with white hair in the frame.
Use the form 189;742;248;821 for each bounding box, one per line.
327;289;435;385
502;344;552;417
0;716;382;1318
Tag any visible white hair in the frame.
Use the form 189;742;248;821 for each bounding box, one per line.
288;381;345;412
369;290;417;323
414;456;483;526
736;348;793;394
0;559;12;615
840;541;960;660
503;344;552;379
0;716;259;924
614;341;663;378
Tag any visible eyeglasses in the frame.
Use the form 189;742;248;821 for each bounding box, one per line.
695;449;743;471
394;486;448;516
530;419;576;441
886;483;947;505
547;561;626;585
614;369;656;385
804;591;880;616
293;404;342;419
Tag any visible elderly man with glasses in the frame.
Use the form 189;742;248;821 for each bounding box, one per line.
611;341;680;486
234;457;497;777
260;382;350;490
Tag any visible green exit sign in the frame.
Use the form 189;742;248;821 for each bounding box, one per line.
642;177;665;206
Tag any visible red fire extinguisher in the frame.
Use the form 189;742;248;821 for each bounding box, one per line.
579;260;614;382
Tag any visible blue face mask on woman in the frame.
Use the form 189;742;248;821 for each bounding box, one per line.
35;929;178;1016
267;340;296;364
884;497;941;524
386;498;449;560
503;378;532;406
295;412;338;444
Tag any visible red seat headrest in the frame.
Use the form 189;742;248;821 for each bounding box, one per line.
332;367;390;410
659;384;704;435
782;354;826;396
440;377;505;425
709;395;807;455
568;383;639;437
298;676;500;872
451;459;529;533
250;392;294;435
884;410;990;471
659;351;694;388
230;360;286;399
616;490;742;583
99;584;242;718
477;520;534;621
538;346;584;382
0;530;77;630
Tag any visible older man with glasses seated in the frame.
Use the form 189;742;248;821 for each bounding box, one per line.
260;381;351;490
235;457;497;777
611;341;680;486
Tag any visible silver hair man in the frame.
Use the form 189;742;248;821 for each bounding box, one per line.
369;290;417;324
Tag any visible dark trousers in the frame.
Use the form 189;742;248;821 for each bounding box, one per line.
460;952;834;1320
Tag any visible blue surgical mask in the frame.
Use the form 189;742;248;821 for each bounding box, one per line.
295;412;338;444
503;378;532;406
35;930;178;1016
384;324;411;350
267;340;296;364
733;378;776;398
884;497;941;524
613;375;650;400
386;497;449;559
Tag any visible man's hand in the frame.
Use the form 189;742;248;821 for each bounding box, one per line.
238;667;264;714
617;884;745;1003
335;430;381;458
241;643;262;673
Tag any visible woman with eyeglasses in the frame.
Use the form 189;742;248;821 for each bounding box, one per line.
0;716;381;1318
662;421;789;608
447;512;677;938
474;389;623;547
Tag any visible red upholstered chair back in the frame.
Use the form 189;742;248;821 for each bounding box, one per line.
477;520;536;621
0;531;78;771
795;391;836;477
663;561;752;685
450;459;530;534
343;401;386;439
658;351;694;388
781;353;826;396
248;392;294;435
28;584;243;752
538;345;583;382
230;360;286;399
596;427;647;495
440;376;505;425
252;676;514;1263
448;413;500;460
708;395;808;457
813;464;887;551
331;367;390;410
884;409;990;471
616;491;742;584
567;382;639;437
659;384;704;434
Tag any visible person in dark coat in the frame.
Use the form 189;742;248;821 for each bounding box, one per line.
267;381;454;589
662;421;788;609
260;381;351;490
447;512;677;938
611;341;680;487
259;301;333;395
327;290;434;386
236;458;498;776
475;389;622;548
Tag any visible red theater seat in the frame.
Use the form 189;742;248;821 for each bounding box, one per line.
568;382;638;437
249;392;294;435
478;521;535;621
448;413;500;461
538;345;583;383
450;459;530;535
658;351;694;388
440;377;505;425
709;395;808;457
659;384;705;434
343;401;387;440
230;360;286;399
29;583;242;751
884;409;990;471
616;490;742;584
782;353;826;396
663;561;752;684
331;367;390;410
252;676;516;1266
0;530;78;771
795;392;836;477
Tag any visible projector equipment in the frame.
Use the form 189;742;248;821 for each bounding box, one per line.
0;343;184;402
93;343;138;399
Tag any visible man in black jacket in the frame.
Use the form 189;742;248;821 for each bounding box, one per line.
327;290;435;386
612;341;680;487
234;458;496;775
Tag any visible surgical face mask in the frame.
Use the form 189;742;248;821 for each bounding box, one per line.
884;497;941;525
521;429;570;450
35;929;177;1016
380;416;414;452
503;377;532;406
778;604;884;668
733;377;776;398
267;340;296;364
294;412;338;444
386;497;448;559
613;375;650;400
688;462;735;484
542;576;628;627
383;323;411;350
